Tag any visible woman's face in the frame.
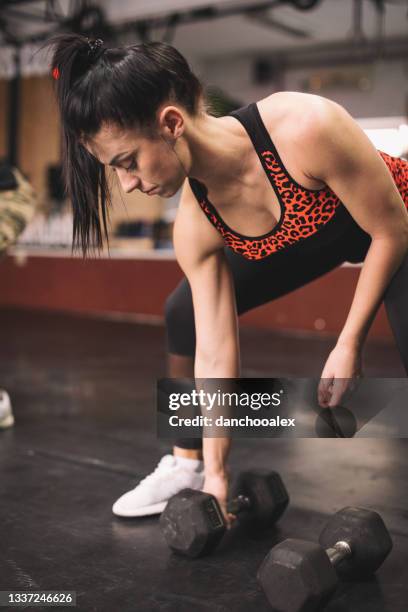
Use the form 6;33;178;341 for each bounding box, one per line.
86;121;187;198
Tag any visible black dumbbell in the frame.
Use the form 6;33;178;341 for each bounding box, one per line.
315;406;357;438
160;470;289;558
258;506;393;612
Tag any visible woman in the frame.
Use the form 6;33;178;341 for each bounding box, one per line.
49;35;408;521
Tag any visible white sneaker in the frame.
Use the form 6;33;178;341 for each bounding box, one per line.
0;390;14;429
112;454;204;518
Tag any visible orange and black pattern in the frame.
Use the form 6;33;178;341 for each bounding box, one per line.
195;149;408;261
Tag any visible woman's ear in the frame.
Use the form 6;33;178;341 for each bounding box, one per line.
159;106;184;141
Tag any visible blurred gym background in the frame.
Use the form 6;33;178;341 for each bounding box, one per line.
1;0;407;364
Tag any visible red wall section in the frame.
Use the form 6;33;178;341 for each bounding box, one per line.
0;255;182;318
0;254;392;338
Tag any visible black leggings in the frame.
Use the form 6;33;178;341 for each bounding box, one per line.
165;246;408;449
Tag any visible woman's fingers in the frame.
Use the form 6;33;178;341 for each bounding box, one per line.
318;377;333;407
327;378;349;407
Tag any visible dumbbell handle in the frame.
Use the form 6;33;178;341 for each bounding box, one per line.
326;540;353;566
227;494;252;515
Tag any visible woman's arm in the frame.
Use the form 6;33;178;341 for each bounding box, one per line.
174;180;240;514
296;98;408;403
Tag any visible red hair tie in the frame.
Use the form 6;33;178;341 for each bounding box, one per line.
52;66;60;80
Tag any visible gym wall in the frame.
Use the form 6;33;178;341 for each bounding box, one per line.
0;1;405;342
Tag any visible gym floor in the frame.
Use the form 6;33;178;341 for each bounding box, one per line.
1;307;407;612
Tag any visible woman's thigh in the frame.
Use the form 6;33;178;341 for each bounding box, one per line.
384;252;408;375
166;246;347;356
225;247;346;315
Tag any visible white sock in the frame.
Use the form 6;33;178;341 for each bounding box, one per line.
175;455;203;472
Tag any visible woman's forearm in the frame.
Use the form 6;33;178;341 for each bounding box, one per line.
202;437;231;477
338;233;408;349
195;344;240;477
194;337;240;379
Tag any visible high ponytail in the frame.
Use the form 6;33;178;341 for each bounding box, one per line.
49;34;111;255
47;33;204;255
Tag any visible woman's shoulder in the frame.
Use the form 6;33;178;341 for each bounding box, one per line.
256;91;339;137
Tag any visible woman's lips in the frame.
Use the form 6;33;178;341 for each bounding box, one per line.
145;187;159;195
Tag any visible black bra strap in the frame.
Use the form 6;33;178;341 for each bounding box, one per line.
229;102;281;162
188;176;206;200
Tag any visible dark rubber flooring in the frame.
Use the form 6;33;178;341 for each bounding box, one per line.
0;308;407;612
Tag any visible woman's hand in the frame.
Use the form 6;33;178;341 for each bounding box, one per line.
318;342;363;408
203;471;236;528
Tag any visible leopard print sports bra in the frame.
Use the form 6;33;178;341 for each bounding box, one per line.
189;102;408;262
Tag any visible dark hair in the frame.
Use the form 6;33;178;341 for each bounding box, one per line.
48;33;204;255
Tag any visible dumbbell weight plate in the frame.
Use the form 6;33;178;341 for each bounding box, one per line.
160;488;226;558
230;470;289;529
318;506;393;579
315;406;357;438
257;538;338;612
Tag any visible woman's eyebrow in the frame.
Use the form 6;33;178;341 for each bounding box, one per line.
109;151;132;166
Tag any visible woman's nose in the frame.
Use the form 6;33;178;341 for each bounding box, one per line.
116;168;140;194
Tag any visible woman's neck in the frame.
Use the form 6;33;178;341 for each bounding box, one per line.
185;112;252;191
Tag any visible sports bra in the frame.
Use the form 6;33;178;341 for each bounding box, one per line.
189;102;408;261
